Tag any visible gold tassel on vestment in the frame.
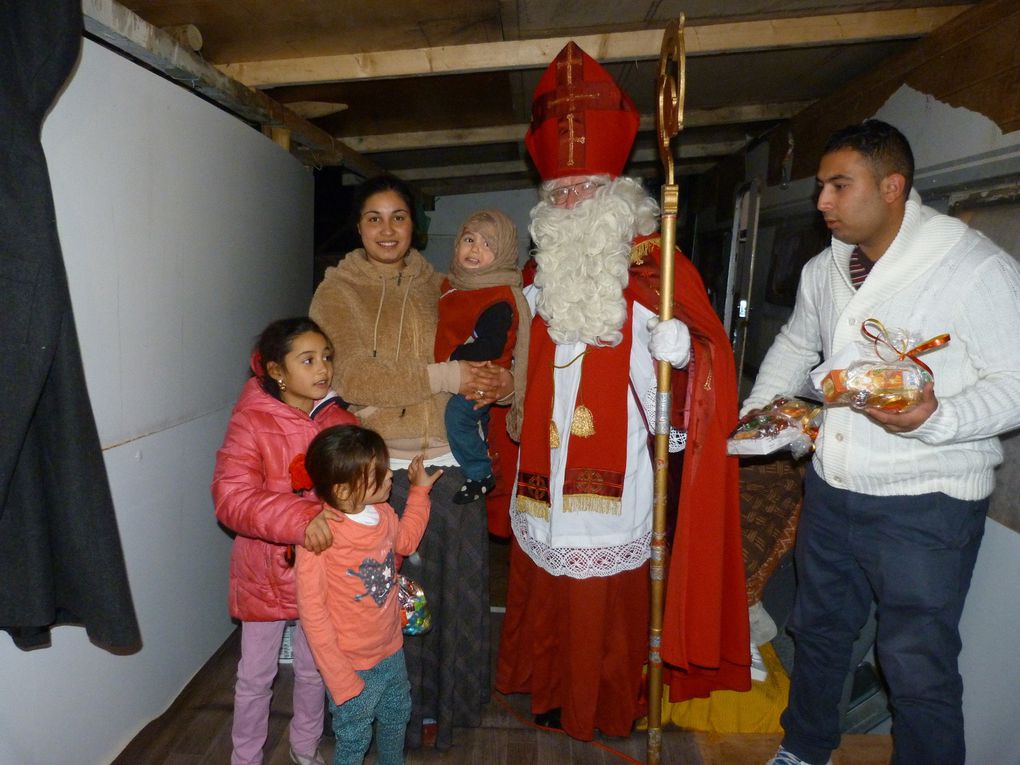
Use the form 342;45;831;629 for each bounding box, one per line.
550;349;593;446
570;404;595;437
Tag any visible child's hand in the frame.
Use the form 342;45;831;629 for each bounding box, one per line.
303;505;342;554
407;454;443;489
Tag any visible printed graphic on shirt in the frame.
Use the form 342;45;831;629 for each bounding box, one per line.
347;549;396;606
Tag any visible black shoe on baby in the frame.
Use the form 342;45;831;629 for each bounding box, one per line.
453;474;496;505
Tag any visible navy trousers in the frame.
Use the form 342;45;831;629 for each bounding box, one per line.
781;466;987;765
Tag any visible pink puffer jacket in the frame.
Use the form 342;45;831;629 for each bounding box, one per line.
212;378;358;621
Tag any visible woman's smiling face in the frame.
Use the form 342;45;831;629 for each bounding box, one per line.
357;190;413;271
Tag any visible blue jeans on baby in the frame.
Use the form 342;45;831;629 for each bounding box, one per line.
444;393;492;481
328;649;411;765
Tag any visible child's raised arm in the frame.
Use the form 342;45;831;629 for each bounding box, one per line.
396;456;434;555
407;454;443;489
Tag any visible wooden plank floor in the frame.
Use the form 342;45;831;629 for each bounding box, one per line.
112;620;703;765
114;537;892;764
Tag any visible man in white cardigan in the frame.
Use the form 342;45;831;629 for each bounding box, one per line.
749;120;1020;765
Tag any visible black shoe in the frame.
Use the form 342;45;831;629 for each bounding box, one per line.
534;708;562;729
453;474;496;504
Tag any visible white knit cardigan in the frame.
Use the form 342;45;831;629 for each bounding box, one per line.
745;191;1020;500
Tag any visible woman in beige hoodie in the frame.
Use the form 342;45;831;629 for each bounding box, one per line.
309;174;510;752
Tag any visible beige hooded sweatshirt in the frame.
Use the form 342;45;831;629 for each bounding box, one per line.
310;248;459;460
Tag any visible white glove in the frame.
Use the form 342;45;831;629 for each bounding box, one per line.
647;317;691;368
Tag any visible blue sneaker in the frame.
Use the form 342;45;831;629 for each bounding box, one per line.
766;746;832;765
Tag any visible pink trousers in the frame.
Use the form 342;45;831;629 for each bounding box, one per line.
231;620;324;765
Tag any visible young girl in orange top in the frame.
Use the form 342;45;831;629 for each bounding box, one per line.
296;425;441;765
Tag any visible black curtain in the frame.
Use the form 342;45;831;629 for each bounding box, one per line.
0;0;141;651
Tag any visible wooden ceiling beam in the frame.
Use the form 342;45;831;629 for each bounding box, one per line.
415;161;715;199
393;138;748;181
81;0;385;178
343;101;813;153
218;7;969;88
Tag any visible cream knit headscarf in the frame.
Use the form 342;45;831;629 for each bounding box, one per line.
448;210;531;440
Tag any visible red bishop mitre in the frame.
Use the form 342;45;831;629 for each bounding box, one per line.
525;41;640;181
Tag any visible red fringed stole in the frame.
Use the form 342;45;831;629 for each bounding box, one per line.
516;311;634;520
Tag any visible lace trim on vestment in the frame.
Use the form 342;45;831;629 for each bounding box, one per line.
511;509;651;579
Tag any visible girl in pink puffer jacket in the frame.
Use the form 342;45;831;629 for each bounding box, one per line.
212;317;358;765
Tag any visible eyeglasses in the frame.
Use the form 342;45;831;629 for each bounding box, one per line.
548;180;604;205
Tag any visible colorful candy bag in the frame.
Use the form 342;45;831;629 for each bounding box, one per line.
728;396;822;458
812;319;949;412
397;574;432;636
819;363;930;411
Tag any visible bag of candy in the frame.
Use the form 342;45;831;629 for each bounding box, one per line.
819;363;930;411
397;574;432;636
728;396;822;457
812;319;949;412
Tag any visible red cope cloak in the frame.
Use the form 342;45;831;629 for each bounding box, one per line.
627;233;750;700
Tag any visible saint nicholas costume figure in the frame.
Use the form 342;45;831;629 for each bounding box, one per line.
495;41;750;741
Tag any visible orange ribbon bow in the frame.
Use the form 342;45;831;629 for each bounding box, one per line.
860;318;950;377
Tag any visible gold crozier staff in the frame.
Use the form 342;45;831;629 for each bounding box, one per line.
647;16;685;765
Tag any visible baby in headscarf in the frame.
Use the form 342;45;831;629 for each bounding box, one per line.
434;210;530;504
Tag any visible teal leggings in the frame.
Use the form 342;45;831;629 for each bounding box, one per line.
328;649;410;765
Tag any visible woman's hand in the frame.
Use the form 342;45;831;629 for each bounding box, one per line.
302;505;344;553
459;360;513;408
407;454;443;488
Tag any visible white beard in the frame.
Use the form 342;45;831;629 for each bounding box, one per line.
530;176;659;346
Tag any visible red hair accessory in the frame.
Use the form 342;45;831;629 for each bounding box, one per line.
284;453;313;567
251;350;266;377
525;42;639;181
289;453;313;494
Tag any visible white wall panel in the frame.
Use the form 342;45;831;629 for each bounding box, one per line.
0;38;312;765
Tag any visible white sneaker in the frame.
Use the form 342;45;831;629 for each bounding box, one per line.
289;746;326;765
750;640;768;682
765;745;832;765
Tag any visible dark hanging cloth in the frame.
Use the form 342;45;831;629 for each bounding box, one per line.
0;0;141;651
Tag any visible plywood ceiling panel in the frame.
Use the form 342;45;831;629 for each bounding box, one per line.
120;0;506;61
107;0;982;192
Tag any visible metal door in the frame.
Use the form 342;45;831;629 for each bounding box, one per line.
723;179;762;384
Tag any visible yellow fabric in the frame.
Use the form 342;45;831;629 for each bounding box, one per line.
641;642;789;734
